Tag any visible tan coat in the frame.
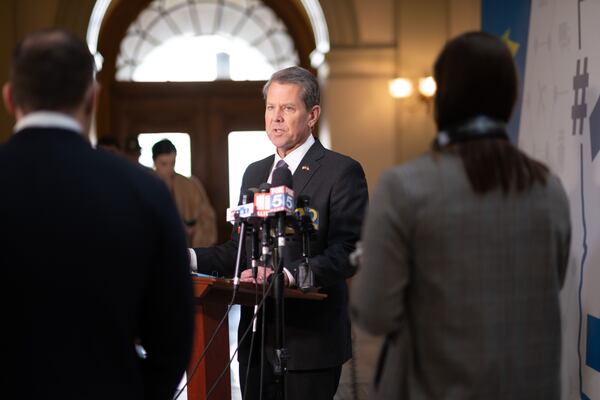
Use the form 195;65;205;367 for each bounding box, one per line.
171;173;217;247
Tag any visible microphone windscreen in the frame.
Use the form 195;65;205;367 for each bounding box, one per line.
297;194;310;207
272;166;293;189
259;182;271;192
244;189;255;202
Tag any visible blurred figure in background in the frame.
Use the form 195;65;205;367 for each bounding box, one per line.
124;133;142;163
123;133;153;172
350;31;571;400
152;138;217;247
96;136;122;155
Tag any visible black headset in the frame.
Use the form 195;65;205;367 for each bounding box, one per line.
435;115;509;147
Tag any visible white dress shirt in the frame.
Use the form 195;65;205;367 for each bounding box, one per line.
14;111;83;134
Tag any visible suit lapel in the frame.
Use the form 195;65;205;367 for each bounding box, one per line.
293;140;325;194
254;155;275;188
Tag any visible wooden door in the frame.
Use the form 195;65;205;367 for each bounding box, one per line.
110;81;266;243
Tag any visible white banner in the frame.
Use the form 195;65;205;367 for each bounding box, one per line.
520;1;600;398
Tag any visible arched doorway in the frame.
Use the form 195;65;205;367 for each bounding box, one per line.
93;0;320;242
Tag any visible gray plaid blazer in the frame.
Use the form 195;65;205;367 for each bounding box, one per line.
351;152;571;400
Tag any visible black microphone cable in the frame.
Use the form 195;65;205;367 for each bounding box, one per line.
173;287;238;400
176;191;258;399
242;264;269;400
242;282;259;400
258;266;268;400
206;272;275;399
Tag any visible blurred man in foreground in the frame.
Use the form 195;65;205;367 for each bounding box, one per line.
0;28;194;400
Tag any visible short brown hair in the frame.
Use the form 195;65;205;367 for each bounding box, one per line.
262;66;320;110
9;28;94;112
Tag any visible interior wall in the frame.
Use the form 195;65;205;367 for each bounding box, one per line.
0;0;95;143
0;0;481;192
0;1;16;142
321;0;480;191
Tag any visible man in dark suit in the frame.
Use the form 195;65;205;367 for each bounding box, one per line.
0;29;194;400
190;66;368;399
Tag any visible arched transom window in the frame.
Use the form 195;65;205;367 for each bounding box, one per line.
115;0;300;81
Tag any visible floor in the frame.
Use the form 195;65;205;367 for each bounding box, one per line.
334;328;383;400
176;307;383;400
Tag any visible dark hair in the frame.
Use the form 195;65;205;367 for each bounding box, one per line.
96;136;121;150
124;134;142;152
262;66;320;110
433;31;548;193
9;28;94;112
152;139;177;160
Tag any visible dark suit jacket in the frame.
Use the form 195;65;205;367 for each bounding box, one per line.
194;140;368;370
0;127;195;400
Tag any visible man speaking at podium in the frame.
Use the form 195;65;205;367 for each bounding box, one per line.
190;66;368;399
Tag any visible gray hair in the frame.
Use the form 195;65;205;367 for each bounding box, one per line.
262;66;320;110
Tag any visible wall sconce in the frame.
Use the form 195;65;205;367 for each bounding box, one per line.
417;76;436;98
389;76;436;100
388;78;413;99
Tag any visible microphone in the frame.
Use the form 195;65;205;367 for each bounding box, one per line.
256;183;272;265
226;192;256;224
295;195;319;232
295;195;316;291
232;190;255;288
271;166;295;248
243;187;261;280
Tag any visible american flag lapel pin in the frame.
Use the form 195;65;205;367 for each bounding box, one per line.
301;165;310;171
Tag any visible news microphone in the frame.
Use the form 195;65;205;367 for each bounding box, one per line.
295;195;315;291
226;191;256;224
232;190;255;288
271;166;294;248
257;183;272;264
295;195;319;232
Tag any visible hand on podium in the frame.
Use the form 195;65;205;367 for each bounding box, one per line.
240;266;290;287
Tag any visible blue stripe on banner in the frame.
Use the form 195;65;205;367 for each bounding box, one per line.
481;0;532;144
587;314;600;372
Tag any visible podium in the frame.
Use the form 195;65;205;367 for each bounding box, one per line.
186;276;326;400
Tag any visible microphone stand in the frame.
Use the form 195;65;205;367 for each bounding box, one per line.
271;238;287;400
232;218;246;290
232;194;250;290
297;196;315;291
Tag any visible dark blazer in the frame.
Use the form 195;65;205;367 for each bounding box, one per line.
0;127;195;400
194;140;368;370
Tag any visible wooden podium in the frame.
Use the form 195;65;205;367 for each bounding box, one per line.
186;276;326;400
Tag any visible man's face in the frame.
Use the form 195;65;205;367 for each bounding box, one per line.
153;152;176;181
265;82;320;158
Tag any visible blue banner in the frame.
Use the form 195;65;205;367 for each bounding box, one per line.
481;0;531;143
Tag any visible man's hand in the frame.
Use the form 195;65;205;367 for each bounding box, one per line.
240;267;290;286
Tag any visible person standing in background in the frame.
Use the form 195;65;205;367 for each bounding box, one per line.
350;31;571;400
0;28;194;400
96;136;122;155
124;133;143;164
152;138;217;247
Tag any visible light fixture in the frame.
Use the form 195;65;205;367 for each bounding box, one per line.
418;76;436;98
389;75;437;109
388;78;413;99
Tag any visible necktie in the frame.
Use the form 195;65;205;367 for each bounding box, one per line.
276;160;288;169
